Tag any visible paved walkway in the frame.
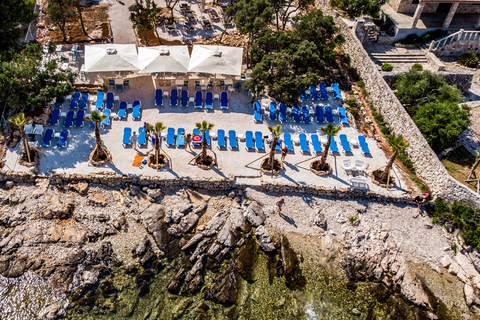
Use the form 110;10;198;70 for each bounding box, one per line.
102;0;137;44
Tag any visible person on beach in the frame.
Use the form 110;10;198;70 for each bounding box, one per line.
415;193;429;213
277;198;285;213
131;131;138;150
141;122;150;140
184;133;192;151
281;146;288;162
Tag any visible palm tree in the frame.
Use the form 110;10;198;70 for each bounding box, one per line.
380;137;408;181
267;125;282;172
9;113;31;163
148;122;167;170
317;124;341;169
196;120;214;163
84;111;108;160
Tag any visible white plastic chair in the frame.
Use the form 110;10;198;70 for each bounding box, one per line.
354;159;364;171
24;124;34;135
33;125;44;135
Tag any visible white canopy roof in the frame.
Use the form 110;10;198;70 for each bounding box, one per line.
188;45;243;76
84;44;139;72
137;46;190;74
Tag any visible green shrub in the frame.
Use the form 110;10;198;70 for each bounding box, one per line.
345;98;357;108
398;29;447;46
458;52;479;68
411;63;423;71
381;63;393;71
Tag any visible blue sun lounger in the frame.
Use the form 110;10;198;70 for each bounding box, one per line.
176;128;185;147
316;106;324;123
170;89;178;106
166;128;175;146
49;109;60;126
155;89;163;106
205;92;213;109
325;106;334;123
255;131;264;150
195;91;203;108
228;130;237;148
122;127;132;146
269;102;277;121
137;126;146;146
69;92;80;108
75;109;85;127
96;92;104;109
299;134;309;153
293;106;301;123
78;93;89;109
338;107;348;125
205;130;211;146
217;129;225;148
221;92;228;109
358;135;371;155
193;128;201;146
41;129;54;147
283;133;293;151
106;92;114;109
311;134;322;153
279;103;287;122
298;88;308;101
328;135;339;153
271;135;281;150
310;85;319;100
319;84;328;100
339;134;351;153
302;106;310;124
245;131;254;149
253;102;262;122
57;130;69;148
64;110;74;127
102;109;111;127
118;101;127;119
132;100;141;120
332;83;341;99
181;90;188;107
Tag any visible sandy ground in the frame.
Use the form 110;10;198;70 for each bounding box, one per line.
5;74;408;196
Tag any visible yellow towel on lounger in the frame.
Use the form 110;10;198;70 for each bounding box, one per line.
132;154;144;167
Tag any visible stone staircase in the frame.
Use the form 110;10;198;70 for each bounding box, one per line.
369;52;428;64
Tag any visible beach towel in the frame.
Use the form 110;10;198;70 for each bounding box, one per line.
132;154;145;167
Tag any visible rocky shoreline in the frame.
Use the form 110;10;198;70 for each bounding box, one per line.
0;179;478;319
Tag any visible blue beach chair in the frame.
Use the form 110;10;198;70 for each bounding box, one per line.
195;91;203;108
170;89;178;106
166;128;175;146
176;128;185;147
254;102;262;122
311;134;322;153
41;129;54;147
193;128;201;146
319;84;328;100
205;92;213;109
96;92;104;109
283;133;293;151
325;106;334;123
316;106;324;123
221;92;228;109
338;107;348;125
255;131;264;150
138;126;146;146
229;130;237;149
78;93;89;109
302;106;310;124
217;129;225;148
64;111;74;128
123;128;132;146
132;100;141;120
310;85;319;100
269;102;277;121
339;134;351;153
293;106;301;123
155;89;163;106
299;134;309;153
49;109;60;126
205;130;211;146
245;131;254;149
279;103;287;122
332;83;342;99
328;135;339;153
118;101;127;119
181;90;188;107
57;130;69;148
106;92;114;109
358;135;371;155
69;92;80;108
75;109;84;127
298;88;308;101
102;109;111;127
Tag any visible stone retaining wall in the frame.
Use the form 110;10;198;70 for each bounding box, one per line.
381;70;473;93
318;2;480;207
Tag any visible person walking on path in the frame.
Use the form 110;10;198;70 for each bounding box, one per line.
276;198;285;214
184;133;192;151
142;122;150;140
281;146;288;162
132;131;138;150
415;192;430;213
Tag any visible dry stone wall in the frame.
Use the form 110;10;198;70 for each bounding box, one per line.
317;2;480;207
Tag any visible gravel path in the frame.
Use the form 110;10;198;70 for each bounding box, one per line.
102;0;137;44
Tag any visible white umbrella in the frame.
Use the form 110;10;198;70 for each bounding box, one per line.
137;46;190;74
188;45;243;76
84;44;139;72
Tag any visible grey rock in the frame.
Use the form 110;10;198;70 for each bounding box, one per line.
82;271;98;287
165;203;194;224
181;233;204;251
255;225;276;252
70;182;88;195
315;210;327;230
424;220;433;229
190;239;211;262
244;201;265;227
469;250;480;273
230;207;246;231
130;186;154;212
5;181;15;189
207;243;222;256
465;283;480;306
167;226;181;237
147;189;162;199
38;301;67;320
185;255;205;282
351;308;361;316
204;210;227;237
134;236;151;257
178;212;200;233
218;218;235;247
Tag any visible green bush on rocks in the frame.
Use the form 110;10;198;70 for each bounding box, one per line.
458;52;479;68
